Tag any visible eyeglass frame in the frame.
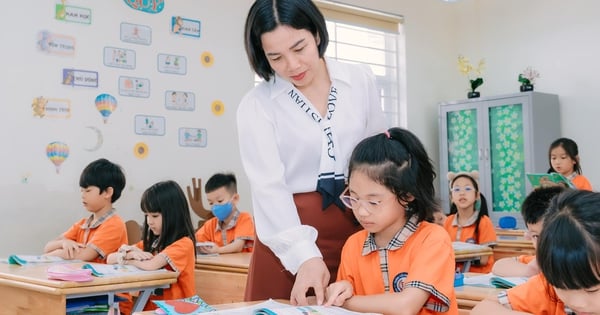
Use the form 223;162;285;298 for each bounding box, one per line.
450;186;476;194
338;186;397;214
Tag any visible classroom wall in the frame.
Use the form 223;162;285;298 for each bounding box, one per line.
2;0;598;256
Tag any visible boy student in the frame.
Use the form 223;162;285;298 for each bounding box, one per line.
492;186;565;277
195;173;255;254
44;158;128;263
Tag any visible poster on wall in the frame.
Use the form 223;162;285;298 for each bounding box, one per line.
104;46;136;69
165;91;195;111
55;4;92;24
37;31;76;56
123;0;164;14
119;76;150;98
62;69;98;87
120;22;152;45
32;97;71;119
134;115;165;136
178;128;207;147
171;16;201;38
157;54;186;75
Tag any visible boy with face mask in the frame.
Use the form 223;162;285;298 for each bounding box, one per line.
195;173;255;254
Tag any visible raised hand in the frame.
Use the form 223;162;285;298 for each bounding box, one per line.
186;177;214;220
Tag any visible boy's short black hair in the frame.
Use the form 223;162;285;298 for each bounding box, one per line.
521;186;565;225
79;158;126;203
205;173;237;194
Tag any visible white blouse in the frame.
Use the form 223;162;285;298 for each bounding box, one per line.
236;58;386;273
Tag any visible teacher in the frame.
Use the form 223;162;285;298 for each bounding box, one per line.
237;0;386;306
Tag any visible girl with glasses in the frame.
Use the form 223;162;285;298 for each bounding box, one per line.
325;127;458;314
444;171;497;273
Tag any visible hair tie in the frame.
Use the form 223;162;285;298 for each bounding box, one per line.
384;130;391;139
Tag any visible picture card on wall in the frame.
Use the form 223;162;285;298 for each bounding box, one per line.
37;31;75;56
171;16;201;38
104;47;136;69
178;128;207;147
32;97;71;119
123;0;164;14
165;91;195;111
134;115;165;136
55;4;92;24
62;69;98;87
157;54;187;75
120;22;152;45
119;76;150;98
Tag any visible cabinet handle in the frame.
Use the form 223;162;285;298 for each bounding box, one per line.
478;149;483;160
484;148;489;160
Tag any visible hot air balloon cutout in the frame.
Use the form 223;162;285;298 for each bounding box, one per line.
95;93;117;123
46;141;69;174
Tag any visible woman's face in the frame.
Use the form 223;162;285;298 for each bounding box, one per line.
260;25;322;89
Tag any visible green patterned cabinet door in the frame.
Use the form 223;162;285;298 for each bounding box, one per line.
446;109;479;174
488;103;525;213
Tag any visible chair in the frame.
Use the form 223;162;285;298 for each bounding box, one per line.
125;220;142;245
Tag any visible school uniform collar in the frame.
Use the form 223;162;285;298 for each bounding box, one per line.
450;210;479;227
80;208;117;229
268;57;352;99
216;209;241;232
362;215;420;255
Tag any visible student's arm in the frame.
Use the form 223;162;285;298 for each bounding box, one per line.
44;236;85;259
492;257;529;277
126;253;168;271
343;289;430;315
216;238;245;254
472;296;530;315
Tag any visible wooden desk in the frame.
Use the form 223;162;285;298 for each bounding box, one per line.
134;299;282;315
195;253;251;304
454;245;494;272
455;285;502;310
494;235;535;260
0;262;178;315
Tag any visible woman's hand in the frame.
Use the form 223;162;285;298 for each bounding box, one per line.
290;257;330;306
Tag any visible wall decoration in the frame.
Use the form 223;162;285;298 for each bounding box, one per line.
171;16;201;38
55;3;92;24
31;96;71;119
178;128;207;147
103;46;136;69
134;142;149;159
84;126;103;152
119;76;150;98
46;141;69;174
211;100;225;116
200;51;214;67
120;22;152;45
123;0;164;14
94;93;117;123
62;69;98;87
37;31;76;56
165;91;195;111
134;115;165;136
157;54;187;75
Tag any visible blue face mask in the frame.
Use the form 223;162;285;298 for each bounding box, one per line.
212;201;233;221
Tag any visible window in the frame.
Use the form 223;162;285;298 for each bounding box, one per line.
254;2;405;127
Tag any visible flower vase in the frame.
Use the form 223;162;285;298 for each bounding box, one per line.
520;84;534;92
467;91;480;99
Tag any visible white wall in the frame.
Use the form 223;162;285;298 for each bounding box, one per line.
2;0;598;256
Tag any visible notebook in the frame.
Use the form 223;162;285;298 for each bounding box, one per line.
7;254;64;265
526;172;575;188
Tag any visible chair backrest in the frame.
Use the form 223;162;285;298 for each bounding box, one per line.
125;220;142;245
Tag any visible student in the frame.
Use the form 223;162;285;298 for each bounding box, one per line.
443;171;497;273
548;137;592;190
471;189;600;314
107;180;197;312
492;186;565;277
324;128;458;315
44;158;127;263
237;0;386;305
195;173;255;254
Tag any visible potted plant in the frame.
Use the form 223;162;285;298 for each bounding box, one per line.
458;55;485;98
518;67;540;92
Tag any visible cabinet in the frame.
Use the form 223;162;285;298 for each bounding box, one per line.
438;92;560;227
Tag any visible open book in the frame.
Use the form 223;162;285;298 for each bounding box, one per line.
7;254;64;265
152;295;216;315
464;273;528;289
206;299;382;315
526;172;575;188
82;263;167;277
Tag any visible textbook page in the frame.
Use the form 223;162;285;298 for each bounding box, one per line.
207;299;382;315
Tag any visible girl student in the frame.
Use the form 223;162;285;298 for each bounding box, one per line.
107;180;197;313
472;189;600;314
548;137;592;190
325;128;458;315
443;171;497;273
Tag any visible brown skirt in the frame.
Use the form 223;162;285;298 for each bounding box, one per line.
244;191;361;301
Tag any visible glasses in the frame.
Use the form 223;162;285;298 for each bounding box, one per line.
451;186;475;193
339;187;390;214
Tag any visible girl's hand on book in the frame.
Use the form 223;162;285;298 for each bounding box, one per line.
324;280;353;307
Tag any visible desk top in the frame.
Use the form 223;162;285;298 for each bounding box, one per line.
196;252;251;270
495;229;526;237
133;300;277;315
0;262;177;295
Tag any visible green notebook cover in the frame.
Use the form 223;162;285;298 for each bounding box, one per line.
526;172;575;188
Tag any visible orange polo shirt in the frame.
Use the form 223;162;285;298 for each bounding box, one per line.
337;218;458;314
499;273;572;314
572;174;592;190
444;213;497;273
195;211;255;252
